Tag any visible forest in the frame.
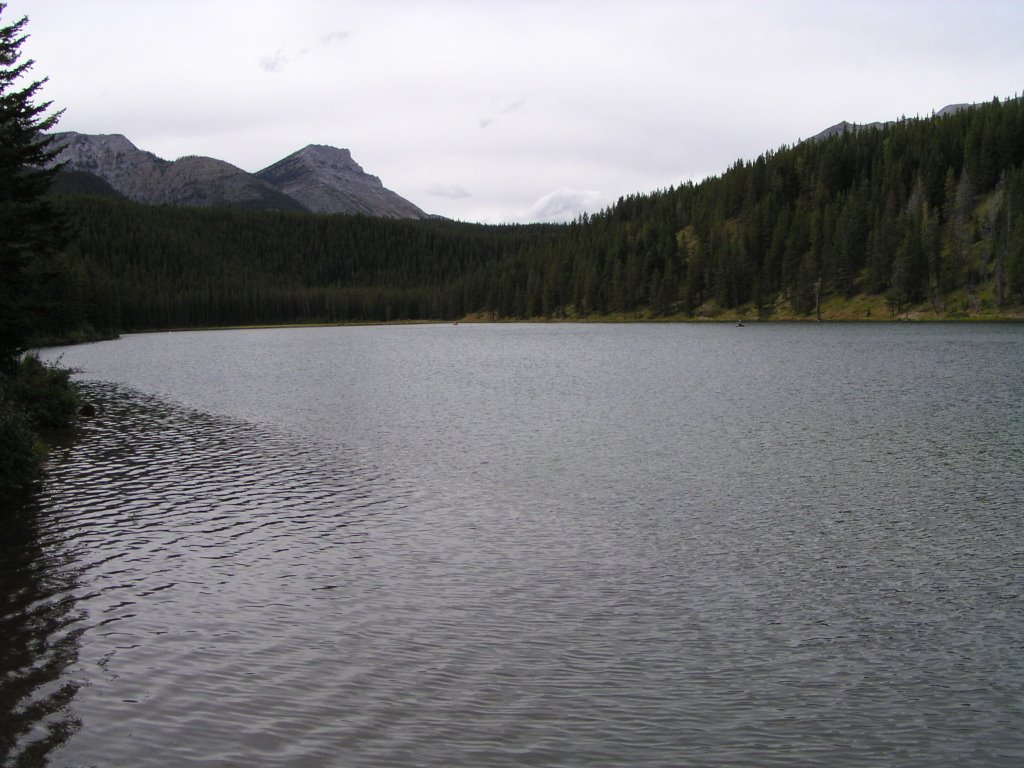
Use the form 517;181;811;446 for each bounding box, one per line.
36;95;1024;339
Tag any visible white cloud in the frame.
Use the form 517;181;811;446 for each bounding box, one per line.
425;183;471;200
479;98;526;130
259;29;350;74
258;49;288;73
518;187;604;224
9;0;1024;222
321;31;349;45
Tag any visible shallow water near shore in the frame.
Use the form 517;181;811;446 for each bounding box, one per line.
6;322;1023;766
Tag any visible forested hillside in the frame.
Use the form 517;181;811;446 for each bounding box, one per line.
44;96;1024;336
588;96;1024;319
48;203;560;332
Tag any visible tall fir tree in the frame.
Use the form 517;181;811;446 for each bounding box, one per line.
1;4;80;506
0;3;65;371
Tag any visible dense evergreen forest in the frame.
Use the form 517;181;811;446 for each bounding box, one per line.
38;96;1024;337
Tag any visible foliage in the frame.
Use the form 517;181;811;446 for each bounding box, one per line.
48;97;1024;331
54;201;564;328
0;394;43;505
0;5;77;506
7;354;79;429
0;2;67;370
583;96;1024;318
0;354;78;505
0;356;80;507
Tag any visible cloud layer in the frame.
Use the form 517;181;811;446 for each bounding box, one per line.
10;0;1024;223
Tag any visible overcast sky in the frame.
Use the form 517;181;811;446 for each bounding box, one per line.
8;0;1024;223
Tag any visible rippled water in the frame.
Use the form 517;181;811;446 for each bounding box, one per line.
5;323;1024;766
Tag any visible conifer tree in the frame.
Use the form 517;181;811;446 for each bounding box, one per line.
0;3;65;370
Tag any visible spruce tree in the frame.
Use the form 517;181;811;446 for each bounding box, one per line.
0;3;65;371
0;5;77;507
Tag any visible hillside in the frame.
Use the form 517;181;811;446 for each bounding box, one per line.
47;132;425;217
256;145;428;218
33;96;1024;338
809;103;973;142
586;96;1024;320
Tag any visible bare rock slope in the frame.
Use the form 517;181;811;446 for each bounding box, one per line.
255;145;427;218
48;133;426;217
49;132;304;211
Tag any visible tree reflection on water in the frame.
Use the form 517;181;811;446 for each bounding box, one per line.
0;498;84;766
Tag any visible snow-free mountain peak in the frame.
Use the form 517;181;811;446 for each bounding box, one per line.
256;145;428;218
47;133;428;217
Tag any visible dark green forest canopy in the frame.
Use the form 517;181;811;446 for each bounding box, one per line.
53;202;565;330
48;96;1024;335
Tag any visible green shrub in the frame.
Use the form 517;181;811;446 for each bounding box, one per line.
0;356;80;506
7;355;81;430
0;398;45;504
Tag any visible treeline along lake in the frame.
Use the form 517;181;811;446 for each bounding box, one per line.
40;97;1024;338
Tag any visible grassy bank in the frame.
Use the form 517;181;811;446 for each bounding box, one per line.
115;297;1024;335
695;292;1024;322
461;292;1024;324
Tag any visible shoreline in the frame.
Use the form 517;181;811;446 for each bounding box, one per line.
32;302;1024;346
86;314;1024;340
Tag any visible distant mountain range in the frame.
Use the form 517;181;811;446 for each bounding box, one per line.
48;102;984;218
47;132;430;219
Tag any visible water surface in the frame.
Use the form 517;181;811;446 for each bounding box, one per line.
5;323;1022;766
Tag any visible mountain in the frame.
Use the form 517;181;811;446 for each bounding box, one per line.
808;119;885;142
49;168;125;199
809;103;978;142
48;132;304;211
256;145;428;218
47;132;426;217
29;95;1024;339
936;103;973;117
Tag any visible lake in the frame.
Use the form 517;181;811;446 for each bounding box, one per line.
5;322;1023;766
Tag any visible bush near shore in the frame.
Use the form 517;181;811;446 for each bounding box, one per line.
0;356;80;507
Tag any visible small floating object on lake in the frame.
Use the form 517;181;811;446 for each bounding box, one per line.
79;402;97;417
736;321;745;327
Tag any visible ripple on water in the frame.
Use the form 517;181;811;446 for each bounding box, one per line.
9;325;1024;767
3;382;394;767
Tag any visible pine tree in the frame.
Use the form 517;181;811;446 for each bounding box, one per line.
0;5;82;506
940;167;973;294
0;4;66;370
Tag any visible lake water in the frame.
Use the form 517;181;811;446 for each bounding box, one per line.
5;323;1023;766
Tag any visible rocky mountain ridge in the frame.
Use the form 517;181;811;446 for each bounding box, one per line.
256;145;426;218
47;132;427;218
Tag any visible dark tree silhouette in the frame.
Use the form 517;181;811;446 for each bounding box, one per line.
0;3;65;371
